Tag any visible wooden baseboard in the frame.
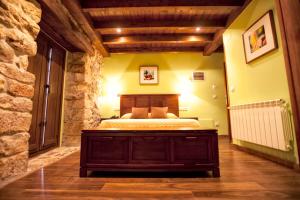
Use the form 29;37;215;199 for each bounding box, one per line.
231;144;298;170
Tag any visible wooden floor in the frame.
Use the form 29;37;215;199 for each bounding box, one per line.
1;138;300;199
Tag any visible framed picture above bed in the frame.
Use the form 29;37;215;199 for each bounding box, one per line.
139;65;159;84
242;10;278;63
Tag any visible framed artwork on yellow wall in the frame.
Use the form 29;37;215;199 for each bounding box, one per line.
139;65;159;84
242;10;278;63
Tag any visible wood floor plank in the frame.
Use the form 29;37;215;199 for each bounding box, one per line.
0;137;300;200
101;182;265;191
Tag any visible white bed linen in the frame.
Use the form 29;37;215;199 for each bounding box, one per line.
99;118;201;129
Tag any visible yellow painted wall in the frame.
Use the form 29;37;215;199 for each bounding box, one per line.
223;0;298;163
99;53;229;135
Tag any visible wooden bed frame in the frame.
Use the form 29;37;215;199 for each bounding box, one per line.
80;94;220;177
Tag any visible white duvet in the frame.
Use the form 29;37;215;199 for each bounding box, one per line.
99;118;201;129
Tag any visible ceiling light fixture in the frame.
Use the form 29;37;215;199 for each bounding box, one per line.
196;27;201;32
188;36;198;42
119;37;126;43
116;28;122;33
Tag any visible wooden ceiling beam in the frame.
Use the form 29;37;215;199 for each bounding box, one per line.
94;19;227;29
203;0;253;55
203;30;225;56
106;41;211;46
62;0;110;57
39;0;94;55
102;34;213;44
83;6;239;16
39;20;81;52
98;27;222;35
80;0;246;8
108;46;205;53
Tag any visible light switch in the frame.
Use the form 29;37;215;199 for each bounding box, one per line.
230;86;235;93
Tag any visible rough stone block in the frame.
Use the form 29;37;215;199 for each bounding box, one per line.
63;121;84;136
0;132;29;156
0;109;32;134
3;28;37;56
62;135;80;147
64;108;85;122
64;97;91;110
65;73;87;86
0;93;32;112
0;151;28;180
67;64;86;73
0;62;35;84
6;78;34;98
16;55;29;70
0;0;41;38
0;39;15;63
70;53;86;65
0;74;6;92
64;88;85;100
9;29;37;56
19;0;41;24
73;73;85;83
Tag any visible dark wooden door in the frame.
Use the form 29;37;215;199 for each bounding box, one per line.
28;33;47;154
41;42;65;150
28;32;65;155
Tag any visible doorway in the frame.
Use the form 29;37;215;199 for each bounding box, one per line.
28;32;65;155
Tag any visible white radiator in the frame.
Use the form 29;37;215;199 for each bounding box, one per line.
229;99;293;151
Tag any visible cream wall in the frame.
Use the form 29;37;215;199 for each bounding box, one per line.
223;0;298;163
99;53;229;135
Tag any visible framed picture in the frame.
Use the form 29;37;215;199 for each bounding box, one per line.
242;10;278;63
139;65;159;84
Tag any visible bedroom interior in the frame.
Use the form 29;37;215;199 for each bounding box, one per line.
0;0;300;199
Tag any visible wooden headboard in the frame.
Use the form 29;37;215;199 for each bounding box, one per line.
120;94;179;117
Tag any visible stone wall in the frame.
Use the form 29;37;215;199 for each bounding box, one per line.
0;0;41;180
63;51;103;146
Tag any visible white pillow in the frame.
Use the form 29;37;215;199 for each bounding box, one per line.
167;113;179;119
121;113;132;119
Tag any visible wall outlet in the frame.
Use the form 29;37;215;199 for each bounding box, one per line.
214;121;220;127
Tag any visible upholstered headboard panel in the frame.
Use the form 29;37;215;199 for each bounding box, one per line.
120;94;179;117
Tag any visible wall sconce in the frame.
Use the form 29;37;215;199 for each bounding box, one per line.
177;77;194;103
97;77;122;109
105;78;122;98
177;78;193;96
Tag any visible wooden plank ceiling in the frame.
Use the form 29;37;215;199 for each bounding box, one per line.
62;0;251;55
78;0;250;55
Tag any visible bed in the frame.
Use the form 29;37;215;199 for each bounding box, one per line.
80;94;220;177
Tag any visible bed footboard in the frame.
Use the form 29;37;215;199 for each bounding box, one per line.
80;129;220;177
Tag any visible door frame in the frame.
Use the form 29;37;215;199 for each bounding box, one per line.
29;31;66;156
275;0;300;168
223;62;232;142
